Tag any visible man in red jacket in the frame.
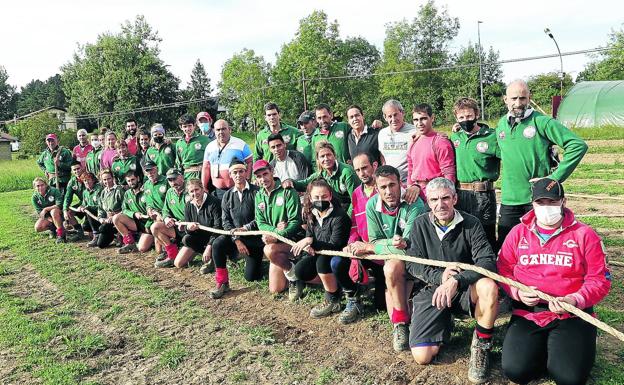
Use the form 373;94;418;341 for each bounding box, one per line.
497;178;611;385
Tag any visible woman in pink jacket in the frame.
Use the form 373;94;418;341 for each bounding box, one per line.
497;178;611;385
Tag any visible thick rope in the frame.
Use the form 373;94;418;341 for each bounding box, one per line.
177;222;624;342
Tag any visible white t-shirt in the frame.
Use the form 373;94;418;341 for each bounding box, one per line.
273;152;302;181
378;123;416;183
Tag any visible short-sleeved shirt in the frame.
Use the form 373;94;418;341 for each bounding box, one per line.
378;123;417;183
203;136;252;190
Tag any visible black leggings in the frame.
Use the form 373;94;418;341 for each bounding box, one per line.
212;235;264;282
332;257;386;310
97;222;117;248
294;253;334;282
497;204;532;251
502;315;597;385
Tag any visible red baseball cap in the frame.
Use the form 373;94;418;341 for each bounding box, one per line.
45;133;58;141
196;112;212;122
252;159;271;174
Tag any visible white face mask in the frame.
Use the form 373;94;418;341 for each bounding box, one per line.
91;140;101;148
534;204;563;226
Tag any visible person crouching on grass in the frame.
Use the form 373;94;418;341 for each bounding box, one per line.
94;169;125;248
209;159;264;299
172;179;221;270
77;172;103;247
112;170;154;254
291;179;351;319
31;177;66;243
498;178;611;385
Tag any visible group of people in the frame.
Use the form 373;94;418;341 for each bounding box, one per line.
32;79;611;385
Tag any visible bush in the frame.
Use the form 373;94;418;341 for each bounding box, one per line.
8;113;77;156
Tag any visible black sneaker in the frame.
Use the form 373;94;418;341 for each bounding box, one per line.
154;258;175;268
288;280;305;302
209;283;231;299
467;331;492;384
155;251;168;262
339;296;363;324
87;236;99;248
118;243;138;254
310;299;341;319
392;323;410;352
67;232;85;242
55;235;66;244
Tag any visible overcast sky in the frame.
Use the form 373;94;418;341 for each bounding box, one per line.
2;0;622;91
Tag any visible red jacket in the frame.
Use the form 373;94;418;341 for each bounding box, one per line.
497;208;611;326
406;131;456;199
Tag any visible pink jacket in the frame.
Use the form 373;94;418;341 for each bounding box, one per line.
348;185;384;266
73;144;93;167
497;208;611;326
406;131;456;199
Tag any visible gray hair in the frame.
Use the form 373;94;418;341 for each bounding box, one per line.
76;129;88;137
426;177;456;195
382;99;404;114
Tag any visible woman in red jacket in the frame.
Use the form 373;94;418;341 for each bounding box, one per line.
497;178;611;385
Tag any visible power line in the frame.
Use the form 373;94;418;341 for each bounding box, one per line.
2;45;614;124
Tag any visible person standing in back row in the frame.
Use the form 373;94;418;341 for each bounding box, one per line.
377;99;417;183
495;80;587;250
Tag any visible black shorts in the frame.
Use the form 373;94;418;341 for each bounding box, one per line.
409;285;474;348
132;218;148;233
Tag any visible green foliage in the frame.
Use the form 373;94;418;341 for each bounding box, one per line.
61;15;180;130
184;59;215;116
218;49;270;129
578;24;624;81
15;74;66;116
0;65;17;120
269;11;381;123
376;1;459;114
527;72;574;114
7;113;76;156
571;126;624;140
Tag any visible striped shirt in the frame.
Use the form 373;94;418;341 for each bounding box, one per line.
203;136;252;190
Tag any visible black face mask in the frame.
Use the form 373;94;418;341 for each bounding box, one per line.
153;136;164;144
459;119;477;132
311;200;331;212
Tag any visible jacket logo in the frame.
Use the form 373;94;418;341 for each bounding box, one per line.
562;239;578;248
518;236;529;249
339;183;346;193
48;196;55;202
194;143;202;150
335;131;344;139
453;139;460;148
115;166;121;171
150;154;156;159
498;131;506;140
130;164;136;170
140;196;146;203
476;141;489;153
73;185;78;190
283;135;291;143
297;146;304;152
159;186;167;193
170;199;175;204
165;147;171;154
523;126;536;139
258;202;266;211
275;196;284;206
382;224;389;232
398;218;406;230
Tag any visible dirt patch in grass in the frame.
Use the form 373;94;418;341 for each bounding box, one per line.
586;140;624;148
578;154;622;165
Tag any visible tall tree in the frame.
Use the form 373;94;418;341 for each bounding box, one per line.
376;0;459;114
0;66;16;121
15;74;67;116
578;24;624;81
218;49;270;130
270;11;380;122
61;15;180;131
527;72;574;114
185;59;214;116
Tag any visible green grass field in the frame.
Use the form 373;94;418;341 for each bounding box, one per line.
0;158;43;193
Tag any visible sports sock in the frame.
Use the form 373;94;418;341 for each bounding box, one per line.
475;323;494;340
391;308;409;324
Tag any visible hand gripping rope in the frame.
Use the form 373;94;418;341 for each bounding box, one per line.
176;222;624;342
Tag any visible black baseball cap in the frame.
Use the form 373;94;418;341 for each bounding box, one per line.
166;168;182;179
531;178;564;201
297;111;315;125
143;160;157;171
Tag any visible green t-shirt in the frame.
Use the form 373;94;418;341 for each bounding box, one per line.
255;180;302;239
450;124;500;183
254;124;301;161
311;122;351;164
496;110;588;205
366;195;426;255
32;187;63;214
63;175;85;210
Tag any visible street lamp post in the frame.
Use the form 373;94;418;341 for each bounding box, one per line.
544;27;564;96
477;21;485;119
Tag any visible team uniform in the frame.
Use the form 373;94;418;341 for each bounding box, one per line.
255;179;303;241
122;187;150;233
406;131;456;199
72;144;93;168
405;211;497;347
162;187;188;241
96;185;125;248
85;147;103;176
254;124;301;162
451;124;500;248
111;155;143;186
311;122;351;165
292;162;360;214
145;142;176;176
496;109;587;247
175;133;210;180
377;123;416;183
37;146;73;197
143;175;168;217
63;175;85;212
82;183;103;239
497;208;611;385
295;132;315;164
32;186;63;217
